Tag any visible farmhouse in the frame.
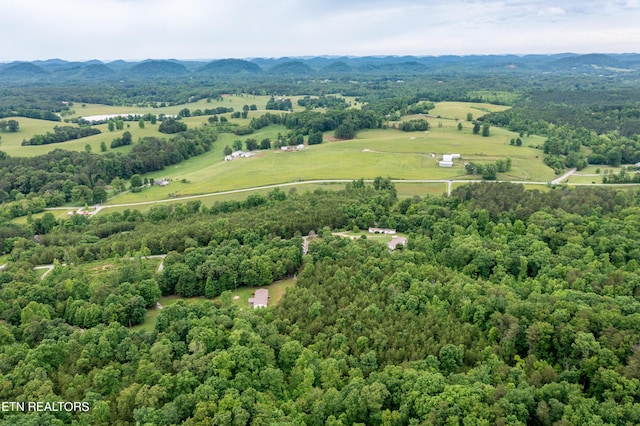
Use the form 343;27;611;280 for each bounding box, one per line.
369;227;396;235
154;179;170;187
248;289;269;309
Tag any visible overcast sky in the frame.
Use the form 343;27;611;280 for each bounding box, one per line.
3;0;640;61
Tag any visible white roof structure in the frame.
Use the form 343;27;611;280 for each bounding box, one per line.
369;227;396;234
388;237;407;251
248;289;269;308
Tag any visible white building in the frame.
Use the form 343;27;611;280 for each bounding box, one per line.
439;154;454;167
248;289;269;309
369;227;397;235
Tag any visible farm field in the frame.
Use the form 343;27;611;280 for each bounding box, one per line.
103;127;554;206
427;101;510;121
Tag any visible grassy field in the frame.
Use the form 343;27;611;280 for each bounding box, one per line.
0;95;283;157
3;100;561;207
428;101;510;121
132;278;296;332
102;115;554;206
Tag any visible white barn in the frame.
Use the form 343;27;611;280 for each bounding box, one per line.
439;154;454;167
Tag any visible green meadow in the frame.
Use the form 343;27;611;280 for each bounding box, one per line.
428;101;510;121
105;123;553;206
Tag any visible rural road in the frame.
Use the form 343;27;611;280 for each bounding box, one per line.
551;168;577;185
34;264;59;280
44;176;635;215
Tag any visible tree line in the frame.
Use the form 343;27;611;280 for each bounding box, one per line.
0;126;217;219
21;125;101;146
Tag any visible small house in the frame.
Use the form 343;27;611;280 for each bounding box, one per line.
248;289;269;309
154;179;170;187
368;227;397;235
388;236;407;251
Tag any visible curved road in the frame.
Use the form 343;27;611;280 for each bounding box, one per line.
45;172;637;214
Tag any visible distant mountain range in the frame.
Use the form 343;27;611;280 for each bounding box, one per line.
1;53;639;83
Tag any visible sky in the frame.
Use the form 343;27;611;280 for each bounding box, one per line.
3;0;640;62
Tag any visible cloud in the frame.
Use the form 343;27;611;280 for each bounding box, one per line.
1;0;639;61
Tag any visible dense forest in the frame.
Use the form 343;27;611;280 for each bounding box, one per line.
0;183;640;424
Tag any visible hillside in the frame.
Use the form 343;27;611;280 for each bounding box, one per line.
1;53;639;83
197;58;262;75
127;60;189;78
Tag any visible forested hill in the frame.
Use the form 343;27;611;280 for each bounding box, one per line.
1;182;640;424
2;53;640;83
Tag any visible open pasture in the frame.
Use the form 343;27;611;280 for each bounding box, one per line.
103;119;555;206
427;101;510;121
